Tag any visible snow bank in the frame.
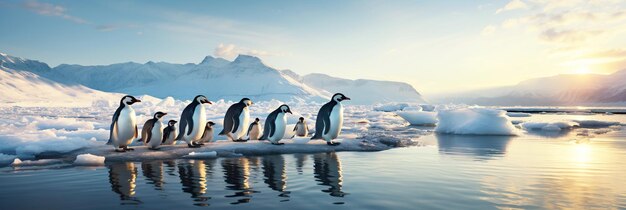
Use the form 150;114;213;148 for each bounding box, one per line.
520;122;578;131
435;108;519;135
183;151;218;159
30;116;95;130
396;111;438;126
572;120;621;128
73;153;105;166
506;112;532;117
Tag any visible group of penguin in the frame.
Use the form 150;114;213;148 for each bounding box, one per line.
106;93;351;152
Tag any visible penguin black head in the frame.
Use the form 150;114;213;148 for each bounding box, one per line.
154;112;167;119
194;95;212;104
206;121;216;127
254;118;260;122
332;93;351;102
279;104;293;114
121;95;141;105
168;120;178;126
239;98;253;106
299;117;305;122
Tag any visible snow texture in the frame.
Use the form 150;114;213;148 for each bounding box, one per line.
435;108;519;135
396;111;438;126
73;153;105;166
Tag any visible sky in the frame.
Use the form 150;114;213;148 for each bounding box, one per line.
1;0;626;95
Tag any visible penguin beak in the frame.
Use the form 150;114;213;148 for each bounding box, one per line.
163;113;168;116
133;99;142;103
287;109;293;114
202;99;212;104
343;96;351;101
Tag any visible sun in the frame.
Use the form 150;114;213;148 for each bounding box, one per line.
573;67;591;74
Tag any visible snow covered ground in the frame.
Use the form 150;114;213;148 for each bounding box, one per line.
0;99;623;167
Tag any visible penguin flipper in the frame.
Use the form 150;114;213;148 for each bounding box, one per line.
162;127;170;143
246;123;255;136
134;125;139;139
107;106;123;145
143;120;154;143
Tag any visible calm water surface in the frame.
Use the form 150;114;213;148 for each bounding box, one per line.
1;113;625;209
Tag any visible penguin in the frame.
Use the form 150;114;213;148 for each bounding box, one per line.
141;112;167;150
259;104;293;145
199;121;216;143
107;95;141;152
311;93;350;146
218;98;253;142
162;120;178;145
246;118;262;140
176;95;212;148
293;117;309;137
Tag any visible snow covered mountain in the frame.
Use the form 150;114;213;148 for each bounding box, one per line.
282;71;426;104
0;53;120;107
43;54;329;102
4;51;424;104
435;70;626;106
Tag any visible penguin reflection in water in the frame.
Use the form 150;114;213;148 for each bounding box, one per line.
219;98;253;142
107;95;141;152
177;95;213;148
141;112;167;150
312;93;350;146
260;104;293;145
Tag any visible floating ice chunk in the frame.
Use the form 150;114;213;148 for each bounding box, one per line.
435;108;518;135
520;121;579;131
373;103;409;112
11;158;63;166
183;151;218;159
73;153;105;166
396;111;438;126
506;112;532;117
572;120;620;128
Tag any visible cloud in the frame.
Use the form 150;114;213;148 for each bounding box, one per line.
540;28;603;43
95;24;139;32
21;0;88;24
496;0;528;14
213;43;276;59
481;25;497;36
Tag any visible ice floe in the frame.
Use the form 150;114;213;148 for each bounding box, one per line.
435;108;518;135
73;153;105;166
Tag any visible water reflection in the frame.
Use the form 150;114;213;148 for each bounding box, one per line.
436;134;513;159
294;153;307;175
178;160;210;206
107;162;141;204
141;161;164;190
262;155;290;198
222;157;256;204
313;152;346;197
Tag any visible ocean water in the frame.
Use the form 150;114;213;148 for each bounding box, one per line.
1;113;625;209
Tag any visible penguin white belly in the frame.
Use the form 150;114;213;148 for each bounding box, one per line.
249;124;261;140
295;123;308;136
201;128;214;143
185;105;206;143
164;128;177;145
323;103;343;141
148;122;163;149
232;107;250;139
115;107;136;147
269;113;286;142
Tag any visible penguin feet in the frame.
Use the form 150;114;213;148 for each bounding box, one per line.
326;142;341;146
271;142;285;145
114;149;126;153
124;147;134;151
148;147;160;151
188;143;201;148
196;142;205;146
233;139;248;142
